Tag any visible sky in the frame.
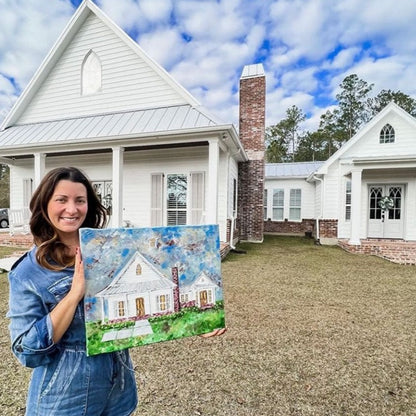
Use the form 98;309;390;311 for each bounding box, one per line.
1;0;416;132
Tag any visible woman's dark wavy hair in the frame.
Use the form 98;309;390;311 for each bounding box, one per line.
30;167;107;270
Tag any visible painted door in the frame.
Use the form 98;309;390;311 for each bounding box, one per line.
136;297;145;317
368;185;404;238
199;290;208;307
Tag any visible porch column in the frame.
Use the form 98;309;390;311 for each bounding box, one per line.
111;146;124;227
349;168;362;245
207;139;219;224
33;153;46;189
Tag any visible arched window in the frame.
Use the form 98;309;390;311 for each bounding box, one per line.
136;264;142;275
380;123;395;144
81;50;102;95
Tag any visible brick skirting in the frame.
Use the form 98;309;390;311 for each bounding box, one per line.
338;238;416;265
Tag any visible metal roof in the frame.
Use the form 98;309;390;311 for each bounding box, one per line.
265;161;324;178
0;104;221;148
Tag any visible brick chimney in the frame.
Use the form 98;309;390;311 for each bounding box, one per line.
171;266;180;312
238;63;266;242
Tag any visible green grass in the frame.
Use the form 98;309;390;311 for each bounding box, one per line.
86;305;225;356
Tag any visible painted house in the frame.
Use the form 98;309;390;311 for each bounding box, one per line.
96;251;177;322
180;271;221;308
264;102;416;263
0;0;266;248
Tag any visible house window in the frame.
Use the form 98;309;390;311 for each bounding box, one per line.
380;124;395;144
167;174;187;225
158;294;170;311
136;264;142;275
151;172;205;227
289;189;301;220
345;180;351;220
272;189;284;221
117;301;126;318
232;178;238;215
81;50;102;95
92;181;112;215
369;187;383;219
264;189;268;220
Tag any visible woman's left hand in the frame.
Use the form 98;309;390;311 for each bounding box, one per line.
200;328;227;338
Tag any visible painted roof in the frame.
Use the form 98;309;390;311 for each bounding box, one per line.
265;161;324;178
0;105;221;148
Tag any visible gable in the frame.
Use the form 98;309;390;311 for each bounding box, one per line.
313;102;416;176
4;1;199;128
341;111;416;160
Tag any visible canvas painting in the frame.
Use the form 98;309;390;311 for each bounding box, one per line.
79;224;225;356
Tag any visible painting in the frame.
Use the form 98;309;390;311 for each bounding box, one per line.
79;224;225;356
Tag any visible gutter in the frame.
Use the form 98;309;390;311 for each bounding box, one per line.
312;175;324;244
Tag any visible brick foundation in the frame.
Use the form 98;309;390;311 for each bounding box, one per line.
264;219;315;235
339;238;416;265
319;219;338;238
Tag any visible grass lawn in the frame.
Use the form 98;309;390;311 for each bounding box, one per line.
1;235;416;415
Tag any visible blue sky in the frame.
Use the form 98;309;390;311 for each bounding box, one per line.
1;0;416;132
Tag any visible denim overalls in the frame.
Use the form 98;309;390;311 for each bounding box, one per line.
7;248;138;416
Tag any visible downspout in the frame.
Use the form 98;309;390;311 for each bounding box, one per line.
312;175;324;244
229;214;236;250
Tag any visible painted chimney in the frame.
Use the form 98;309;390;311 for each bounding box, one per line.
171;266;180;312
238;63;266;242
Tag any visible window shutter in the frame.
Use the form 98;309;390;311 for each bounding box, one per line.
151;173;163;226
190;172;205;224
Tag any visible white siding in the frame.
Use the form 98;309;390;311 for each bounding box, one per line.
342;113;416;159
264;178;315;220
18;14;187;124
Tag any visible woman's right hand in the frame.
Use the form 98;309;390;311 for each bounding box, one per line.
70;247;85;302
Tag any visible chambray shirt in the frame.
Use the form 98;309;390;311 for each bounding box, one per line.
7;247;137;416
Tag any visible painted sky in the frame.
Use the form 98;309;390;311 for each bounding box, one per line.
80;224;222;297
1;0;416;132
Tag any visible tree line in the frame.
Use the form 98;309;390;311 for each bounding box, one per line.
266;74;416;163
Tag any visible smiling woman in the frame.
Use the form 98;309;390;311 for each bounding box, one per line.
7;167;138;416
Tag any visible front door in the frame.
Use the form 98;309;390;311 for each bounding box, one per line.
368;185;404;239
136;297;145;317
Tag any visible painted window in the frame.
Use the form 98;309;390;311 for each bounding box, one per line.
158;294;170;311
264;189;268;220
272;189;284;221
380;123;395;143
81;50;102;95
151;172;205;226
180;293;189;303
289;189;301;220
136;264;142;275
345;180;351;220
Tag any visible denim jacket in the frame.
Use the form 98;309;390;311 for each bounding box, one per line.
7;247;84;368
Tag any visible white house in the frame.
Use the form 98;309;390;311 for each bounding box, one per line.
180;271;221;308
0;0;267;249
264;102;416;263
96;251;177;322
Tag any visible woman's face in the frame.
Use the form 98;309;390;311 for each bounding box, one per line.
47;179;88;241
